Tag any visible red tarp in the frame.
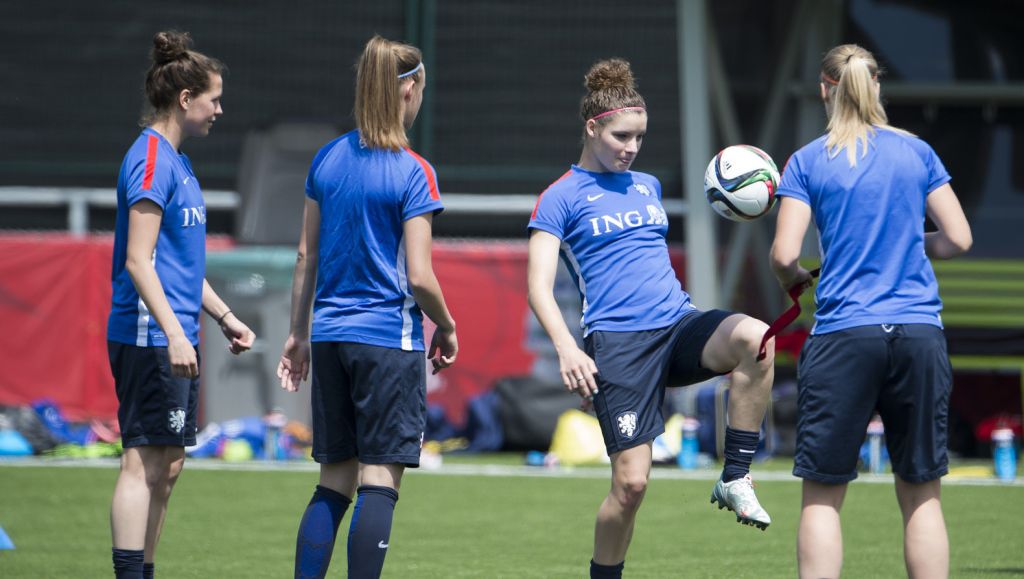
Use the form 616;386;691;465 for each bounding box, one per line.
0;235;684;425
0;234;118;420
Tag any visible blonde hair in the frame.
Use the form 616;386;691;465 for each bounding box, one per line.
580;58;646;125
821;44;911;166
354;35;423;151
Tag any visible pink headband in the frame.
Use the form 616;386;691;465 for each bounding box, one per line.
588;106;646;122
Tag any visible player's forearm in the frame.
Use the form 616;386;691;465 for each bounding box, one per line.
201;279;232;322
287;249;317;338
126;258;187;340
408;271;456;332
769;242;802;287
925;231;971;260
528;286;577;353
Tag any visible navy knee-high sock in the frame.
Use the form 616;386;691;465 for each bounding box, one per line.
722;426;760;482
347;485;399;579
112;548;144;579
295;485;352;579
590;559;625;578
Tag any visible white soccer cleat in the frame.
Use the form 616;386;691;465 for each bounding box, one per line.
710;474;771;530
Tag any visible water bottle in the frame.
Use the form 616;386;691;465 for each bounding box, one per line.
264;409;287;461
992;428;1017;482
677;417;700;470
866;419;886;474
525;450;546;466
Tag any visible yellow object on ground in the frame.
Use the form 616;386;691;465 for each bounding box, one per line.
548;409;610;466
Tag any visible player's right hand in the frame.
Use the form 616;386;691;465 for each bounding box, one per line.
557;345;599;400
277;335;310;392
168;335;199;379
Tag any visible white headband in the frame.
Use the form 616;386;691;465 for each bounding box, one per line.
397;62;423;79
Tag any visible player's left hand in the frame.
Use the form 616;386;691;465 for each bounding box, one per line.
218;312;255;355
428;327;458;374
781;266;814;293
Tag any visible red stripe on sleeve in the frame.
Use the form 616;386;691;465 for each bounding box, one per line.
141;135;159;191
405;147;441;200
532;170;573;219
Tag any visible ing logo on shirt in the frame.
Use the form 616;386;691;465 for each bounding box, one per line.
180;206;206;227
587;204;667;236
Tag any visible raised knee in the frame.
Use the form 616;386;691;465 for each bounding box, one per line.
734;319;773;364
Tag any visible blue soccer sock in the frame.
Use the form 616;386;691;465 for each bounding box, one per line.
112;548;144;579
347;485;399;579
142;562;154;579
722;426;760;482
295;485;352;579
590;559;625;578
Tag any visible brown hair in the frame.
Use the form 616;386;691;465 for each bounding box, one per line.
141;31;225;125
579;58;646;125
354;35;424;151
821;44;910;166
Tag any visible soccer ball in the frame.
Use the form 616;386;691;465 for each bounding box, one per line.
704;145;780;221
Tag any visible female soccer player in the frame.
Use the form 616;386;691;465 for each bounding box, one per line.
770;44;972;579
107;31;255;579
276;35;457;579
528;58;775;579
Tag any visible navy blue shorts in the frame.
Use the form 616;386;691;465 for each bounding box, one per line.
794;324;952;484
584;309;733;455
310;341;426;467
108;341;200;448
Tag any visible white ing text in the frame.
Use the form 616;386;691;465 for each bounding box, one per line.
181;206;206;227
588;205;667;236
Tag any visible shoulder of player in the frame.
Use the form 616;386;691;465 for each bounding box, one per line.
399;146;438;180
532;168;578;201
122;132;179;179
877;126;930;151
628;170;661;188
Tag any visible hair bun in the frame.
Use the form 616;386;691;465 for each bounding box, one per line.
152;30;192;65
584;58;636;92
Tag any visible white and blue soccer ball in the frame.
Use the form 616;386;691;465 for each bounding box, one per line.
703;145;780;222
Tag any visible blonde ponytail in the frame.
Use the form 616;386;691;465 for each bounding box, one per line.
821;44;911;166
354;35;423;151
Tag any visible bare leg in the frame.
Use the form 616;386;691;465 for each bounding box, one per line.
593;442;652;566
700;314;773;432
143;446;185;562
895;476;948;579
798;480;846;579
319;458;360;497
359;463;406;491
111;447;152;550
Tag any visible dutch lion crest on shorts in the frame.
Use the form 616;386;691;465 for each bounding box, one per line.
168;408;186;434
616;411;638;438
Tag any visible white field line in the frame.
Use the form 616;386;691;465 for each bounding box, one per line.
0;457;1020;487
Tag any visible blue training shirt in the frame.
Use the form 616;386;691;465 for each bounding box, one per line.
529;165;693;336
108;128;207;347
777;127;951;334
306;130;444;351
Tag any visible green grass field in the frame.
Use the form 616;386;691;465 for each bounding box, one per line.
1;458;1022;578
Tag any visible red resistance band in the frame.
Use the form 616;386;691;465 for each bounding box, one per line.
757;268;821;362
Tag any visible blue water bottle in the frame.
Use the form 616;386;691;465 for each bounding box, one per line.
992;428;1017;482
264;409;288;461
866;419;886;474
677;417;700;470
